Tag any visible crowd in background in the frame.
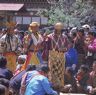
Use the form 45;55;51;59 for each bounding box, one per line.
0;21;96;95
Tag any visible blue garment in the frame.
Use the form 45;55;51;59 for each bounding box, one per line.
0;67;13;80
65;48;78;67
25;71;57;95
37;51;43;64
10;70;26;91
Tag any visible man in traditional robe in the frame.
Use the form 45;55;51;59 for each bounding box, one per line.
49;23;69;52
0;22;21;72
22;22;43;70
48;23;69;90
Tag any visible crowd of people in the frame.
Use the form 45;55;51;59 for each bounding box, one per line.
0;21;96;95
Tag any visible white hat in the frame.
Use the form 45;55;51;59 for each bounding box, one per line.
82;24;90;29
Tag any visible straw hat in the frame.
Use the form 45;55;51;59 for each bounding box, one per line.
30;22;40;27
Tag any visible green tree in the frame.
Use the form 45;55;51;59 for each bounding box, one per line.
47;0;94;27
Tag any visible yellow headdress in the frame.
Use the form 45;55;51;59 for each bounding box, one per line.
5;21;17;28
29;22;40;32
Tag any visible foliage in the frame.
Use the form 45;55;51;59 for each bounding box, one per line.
43;0;94;27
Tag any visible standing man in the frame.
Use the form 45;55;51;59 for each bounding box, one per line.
49;22;69;52
0;22;21;72
22;22;43;70
48;22;69;88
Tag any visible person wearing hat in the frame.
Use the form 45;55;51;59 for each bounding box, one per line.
0;22;21;72
22;22;43;69
82;24;91;35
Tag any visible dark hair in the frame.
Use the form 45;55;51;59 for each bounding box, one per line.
72;32;77;37
88;32;94;37
26;64;36;71
80;65;89;73
66;67;74;76
0;56;7;68
78;28;84;36
0;84;6;95
94;21;96;26
0;78;9;88
93;61;96;65
37;64;50;73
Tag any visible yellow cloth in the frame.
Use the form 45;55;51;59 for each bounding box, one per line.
4;52;17;73
21;52;40;70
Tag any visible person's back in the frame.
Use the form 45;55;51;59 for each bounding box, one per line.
0;84;7;95
24;65;57;95
10;64;36;95
25;72;57;95
0;67;13;80
25;74;46;95
0;56;13;80
10;70;26;93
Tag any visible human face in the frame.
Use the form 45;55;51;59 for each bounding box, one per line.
18;58;24;64
30;26;39;33
55;23;63;33
7;28;14;34
93;63;96;72
88;34;94;40
77;32;83;37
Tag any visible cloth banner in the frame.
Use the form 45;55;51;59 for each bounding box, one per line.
22;52;40;70
48;50;65;87
4;52;17;73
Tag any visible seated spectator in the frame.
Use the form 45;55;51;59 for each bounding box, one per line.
65;40;78;73
75;65;89;93
88;32;96;61
20;64;58;95
88;61;96;95
15;55;27;75
0;78;9;95
61;67;77;93
0;78;9;88
64;67;77;93
0;84;7;95
0;56;13;80
9;64;36;95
